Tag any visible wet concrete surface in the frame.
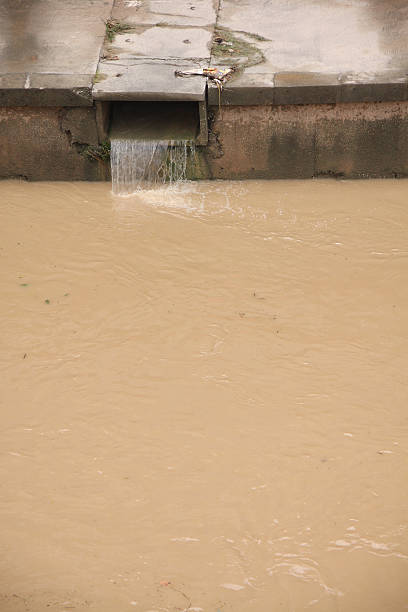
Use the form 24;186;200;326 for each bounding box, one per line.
93;0;216;101
2;99;408;181
0;0;113;105
209;0;408;104
1;0;407;105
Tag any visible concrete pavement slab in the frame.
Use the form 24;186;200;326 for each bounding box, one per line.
211;0;408;105
93;0;216;100
0;0;113;106
2;0;407;109
112;0;216;28
108;27;211;60
93;60;206;101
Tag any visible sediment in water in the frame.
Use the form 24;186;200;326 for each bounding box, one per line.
1;179;408;611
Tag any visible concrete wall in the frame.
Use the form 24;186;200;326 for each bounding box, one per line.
1;101;408;181
199;101;408;179
0;106;109;181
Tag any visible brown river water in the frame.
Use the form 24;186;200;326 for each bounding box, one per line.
1;179;408;612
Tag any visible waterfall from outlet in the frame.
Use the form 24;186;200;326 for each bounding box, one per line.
110;139;196;196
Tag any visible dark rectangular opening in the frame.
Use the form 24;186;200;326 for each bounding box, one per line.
109;101;200;142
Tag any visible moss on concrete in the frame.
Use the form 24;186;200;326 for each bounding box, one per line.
234;30;269;42
212;27;265;71
93;71;107;84
105;19;133;43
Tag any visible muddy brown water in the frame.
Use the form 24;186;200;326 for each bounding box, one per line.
1;179;408;612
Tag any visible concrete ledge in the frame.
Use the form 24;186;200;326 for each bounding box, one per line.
0;74;94;107
93;62;206;102
209;0;408;107
3;0;408;110
0;0;112;107
208;73;408;106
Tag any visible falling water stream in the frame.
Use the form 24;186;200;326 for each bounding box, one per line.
110;139;196;195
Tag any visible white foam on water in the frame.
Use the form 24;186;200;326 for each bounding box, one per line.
221;583;245;591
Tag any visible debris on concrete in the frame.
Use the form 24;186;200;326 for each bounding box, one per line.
175;66;235;99
175;67;234;88
175;67;235;105
214;36;233;47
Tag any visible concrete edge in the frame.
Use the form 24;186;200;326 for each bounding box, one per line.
208;76;408;106
0;74;94;107
93;89;206;102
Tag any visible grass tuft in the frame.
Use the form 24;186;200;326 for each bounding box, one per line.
82;141;111;163
105;18;133;42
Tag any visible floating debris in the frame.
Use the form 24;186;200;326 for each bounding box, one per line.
221;583;245;591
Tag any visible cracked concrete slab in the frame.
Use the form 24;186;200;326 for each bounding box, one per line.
106;28;212;60
112;0;217;28
93;60;206;101
0;0;113;106
93;0;216;100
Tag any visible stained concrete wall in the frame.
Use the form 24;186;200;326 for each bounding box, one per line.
0;106;109;181
199;101;408;180
1;101;408;181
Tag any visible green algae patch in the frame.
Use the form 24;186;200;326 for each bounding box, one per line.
93;71;108;84
212;27;266;72
105;19;133;43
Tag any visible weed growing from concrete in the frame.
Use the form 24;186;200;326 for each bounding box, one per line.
82;141;111;163
105;18;132;42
